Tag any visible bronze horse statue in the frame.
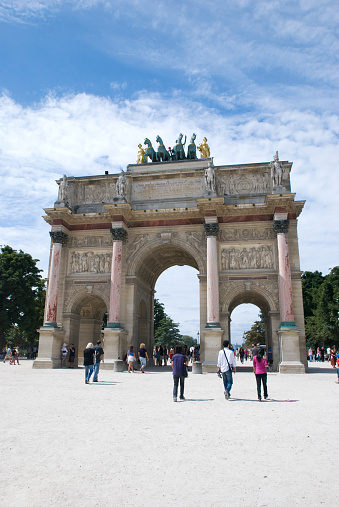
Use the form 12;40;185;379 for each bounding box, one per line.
144;138;157;162
156;135;170;162
187;133;197;159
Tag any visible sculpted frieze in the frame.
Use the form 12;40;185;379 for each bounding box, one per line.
69;251;112;274
220;228;275;242
127;234;150;262
221;245;274;270
69;235;113;248
185;231;205;251
217;172;270;196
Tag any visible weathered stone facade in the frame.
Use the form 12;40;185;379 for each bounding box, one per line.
34;156;306;372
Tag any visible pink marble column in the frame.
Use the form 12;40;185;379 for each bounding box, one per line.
274;220;295;325
107;228;127;328
205;223;220;327
44;231;68;327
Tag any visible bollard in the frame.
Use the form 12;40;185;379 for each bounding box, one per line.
114;359;126;372
192;361;202;374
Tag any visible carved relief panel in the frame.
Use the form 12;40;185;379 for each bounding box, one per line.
217;171;271;195
220;245;274;270
68;251;112;274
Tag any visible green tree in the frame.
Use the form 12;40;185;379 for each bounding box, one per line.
301;270;325;347
154;298;166;334
180;334;197;349
0;245;45;350
301;268;339;348
315;267;339;346
243;312;265;349
154;315;181;348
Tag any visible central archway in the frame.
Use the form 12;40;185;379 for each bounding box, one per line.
124;237;204;359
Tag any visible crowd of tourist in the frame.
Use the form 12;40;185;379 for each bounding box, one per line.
307;345;337;364
2;346;20;364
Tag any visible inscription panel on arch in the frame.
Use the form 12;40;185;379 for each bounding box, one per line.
132;178;204;201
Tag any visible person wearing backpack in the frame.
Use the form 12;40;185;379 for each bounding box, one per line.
253;348;269;401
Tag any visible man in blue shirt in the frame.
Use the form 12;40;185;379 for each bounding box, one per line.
92;340;104;382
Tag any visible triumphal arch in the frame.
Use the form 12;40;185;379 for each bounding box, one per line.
34;134;307;372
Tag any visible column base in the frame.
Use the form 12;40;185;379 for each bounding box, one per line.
102;327;128;365
192;361;202;374
33;358;61;369
202;327;224;373
279;361;305;374
33;327;66;369
278;326;305;374
106;322;123;329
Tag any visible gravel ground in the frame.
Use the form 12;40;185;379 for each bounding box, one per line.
0;359;337;507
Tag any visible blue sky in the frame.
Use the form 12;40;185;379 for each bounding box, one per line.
0;0;338;341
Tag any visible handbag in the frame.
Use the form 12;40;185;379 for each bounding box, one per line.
223;348;234;372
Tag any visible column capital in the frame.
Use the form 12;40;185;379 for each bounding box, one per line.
273;219;289;234
110;227;128;241
49;231;68;244
204;223;219;237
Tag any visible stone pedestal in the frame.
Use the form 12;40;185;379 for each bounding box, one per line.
202;327;224;372
114;359;127;372
278;327;305;373
101;327;127;369
192;361;202;374
33;326;66;369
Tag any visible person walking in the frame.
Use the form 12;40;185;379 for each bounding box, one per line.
68;343;76;368
253;348;269;401
83;343;95;384
171;345;188;402
330;346;337;368
92;340;104;382
3;346;12;363
239;346;244;364
138;343;149;373
127;346;136;372
61;343;68;368
217;340;237;400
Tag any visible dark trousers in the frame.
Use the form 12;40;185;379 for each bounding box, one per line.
173;375;185;398
255;373;268;399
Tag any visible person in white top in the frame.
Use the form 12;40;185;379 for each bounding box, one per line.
217;340;237;400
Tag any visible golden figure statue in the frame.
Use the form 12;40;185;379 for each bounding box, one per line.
197;137;210;159
137;143;147;164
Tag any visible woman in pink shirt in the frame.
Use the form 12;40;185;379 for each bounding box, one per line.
253;348;268;401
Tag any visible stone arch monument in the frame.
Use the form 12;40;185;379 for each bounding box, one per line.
34;145;306;373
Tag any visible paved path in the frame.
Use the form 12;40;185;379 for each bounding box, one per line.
0;360;337;506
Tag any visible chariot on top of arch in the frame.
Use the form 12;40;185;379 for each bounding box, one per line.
136;134;211;163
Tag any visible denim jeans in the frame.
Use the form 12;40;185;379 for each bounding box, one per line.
222;370;233;394
93;361;101;381
85;364;94;383
173;375;185;398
